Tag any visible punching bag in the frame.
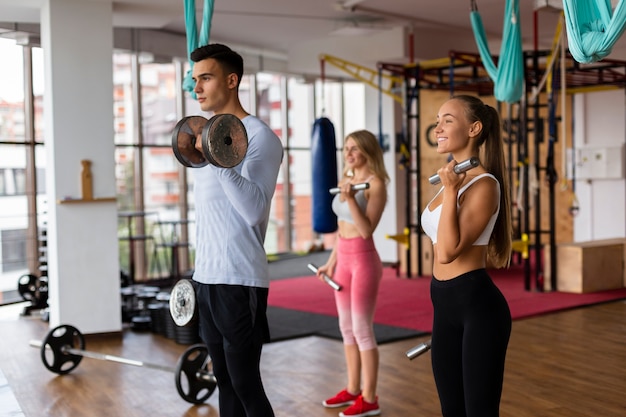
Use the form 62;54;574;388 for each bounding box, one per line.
311;117;338;234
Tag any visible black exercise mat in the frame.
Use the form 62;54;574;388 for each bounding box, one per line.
266;306;426;344
268;250;331;280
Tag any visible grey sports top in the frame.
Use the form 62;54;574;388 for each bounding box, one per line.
421;173;499;245
332;181;370;224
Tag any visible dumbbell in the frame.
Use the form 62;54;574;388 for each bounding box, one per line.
329;183;370;195
406;339;432;360
306;263;342;291
171;114;248;168
428;157;480;185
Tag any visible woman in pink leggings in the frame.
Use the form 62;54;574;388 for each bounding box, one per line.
316;130;389;417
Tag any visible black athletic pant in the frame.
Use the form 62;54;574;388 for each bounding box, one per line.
196;283;274;417
430;269;511;417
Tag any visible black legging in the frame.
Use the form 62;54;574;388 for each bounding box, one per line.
430;269;511;417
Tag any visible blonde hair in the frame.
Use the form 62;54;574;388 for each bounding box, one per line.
342;130;390;184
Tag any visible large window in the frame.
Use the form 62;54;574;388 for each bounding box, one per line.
0;37;368;295
0;39;46;294
110;56;365;278
1;229;27;272
113;54;188;281
0;168;26;195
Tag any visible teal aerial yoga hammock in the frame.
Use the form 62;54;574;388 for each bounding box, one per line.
183;0;214;96
470;0;524;103
562;0;626;63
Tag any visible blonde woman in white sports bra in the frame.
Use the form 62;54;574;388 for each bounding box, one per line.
420;95;512;417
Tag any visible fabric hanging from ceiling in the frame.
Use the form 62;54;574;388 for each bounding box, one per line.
183;0;214;96
562;0;626;63
470;0;524;103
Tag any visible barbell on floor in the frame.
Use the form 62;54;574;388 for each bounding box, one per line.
168;262;429;361
30;324;216;404
172;113;248;168
168;261;345;328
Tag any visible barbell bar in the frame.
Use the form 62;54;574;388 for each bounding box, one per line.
428;157;480;185
30;324;216;404
172;113;248;168
306;263;342;291
329;182;370;195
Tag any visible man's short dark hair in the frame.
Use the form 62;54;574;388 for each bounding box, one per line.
190;43;244;86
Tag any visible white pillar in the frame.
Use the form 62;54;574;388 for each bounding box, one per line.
41;0;121;334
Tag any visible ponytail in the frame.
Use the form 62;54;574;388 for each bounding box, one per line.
453;95;512;267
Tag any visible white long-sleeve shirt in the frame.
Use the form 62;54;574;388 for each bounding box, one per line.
192;115;283;288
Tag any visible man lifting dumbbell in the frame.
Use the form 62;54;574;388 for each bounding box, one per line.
185;43;283;417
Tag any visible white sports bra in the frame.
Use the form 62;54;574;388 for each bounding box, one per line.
421;173;500;245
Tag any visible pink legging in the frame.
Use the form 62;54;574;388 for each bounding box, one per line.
333;236;383;351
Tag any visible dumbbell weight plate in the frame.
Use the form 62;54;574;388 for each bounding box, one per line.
172;116;211;168
201;113;248;168
172;114;248;169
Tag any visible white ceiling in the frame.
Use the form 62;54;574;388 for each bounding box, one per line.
156;0;563;53
1;0;625;69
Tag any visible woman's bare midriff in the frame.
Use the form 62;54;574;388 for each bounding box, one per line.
432;245;488;280
337;221;363;239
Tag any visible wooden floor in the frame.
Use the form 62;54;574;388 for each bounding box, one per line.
1;299;626;417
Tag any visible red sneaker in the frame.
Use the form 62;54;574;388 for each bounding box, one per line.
339;395;381;417
322;389;360;408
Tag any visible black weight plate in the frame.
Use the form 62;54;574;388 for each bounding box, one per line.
202;114;248;168
172;116;210;168
174;344;216;404
34;276;48;305
41;324;85;375
17;274;38;301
